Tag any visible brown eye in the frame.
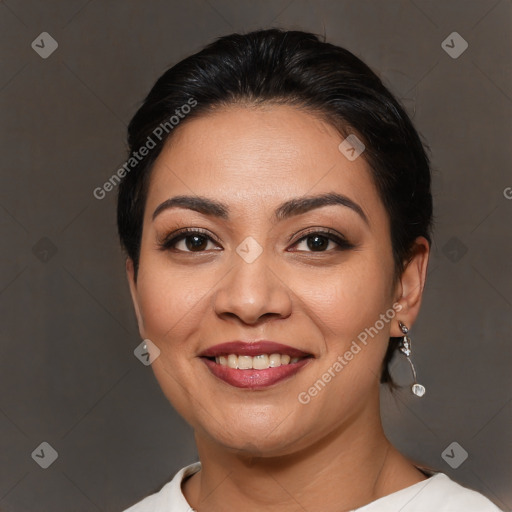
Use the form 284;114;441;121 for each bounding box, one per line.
305;234;330;251
159;229;221;253
290;230;354;253
183;234;209;251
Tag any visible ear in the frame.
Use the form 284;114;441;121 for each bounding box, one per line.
391;236;430;337
126;258;146;339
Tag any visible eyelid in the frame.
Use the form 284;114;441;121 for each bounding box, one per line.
288;227;354;250
158;226;353;253
158;227;222;251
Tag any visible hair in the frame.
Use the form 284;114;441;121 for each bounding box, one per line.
117;28;433;385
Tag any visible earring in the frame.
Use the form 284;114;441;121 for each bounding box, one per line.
398;321;426;397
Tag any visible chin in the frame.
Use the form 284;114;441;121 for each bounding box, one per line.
221;436;299;459
201;414;311;458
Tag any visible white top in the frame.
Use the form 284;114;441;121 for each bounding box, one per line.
122;462;503;511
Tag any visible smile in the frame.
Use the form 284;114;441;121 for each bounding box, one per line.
199;340;313;389
214;353;303;369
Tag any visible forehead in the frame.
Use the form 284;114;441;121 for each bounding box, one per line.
145;105;384;224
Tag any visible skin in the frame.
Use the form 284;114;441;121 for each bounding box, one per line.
127;104;430;512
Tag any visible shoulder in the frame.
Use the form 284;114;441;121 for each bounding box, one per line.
428;473;499;512
419;473;503;511
121;462;201;512
357;472;503;511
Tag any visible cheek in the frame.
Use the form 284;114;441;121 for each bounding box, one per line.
134;261;212;425
135;260;208;346
301;256;394;343
293;252;395;406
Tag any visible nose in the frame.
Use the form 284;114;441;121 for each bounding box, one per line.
213;251;293;325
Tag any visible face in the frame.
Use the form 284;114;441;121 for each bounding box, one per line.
128;105;413;456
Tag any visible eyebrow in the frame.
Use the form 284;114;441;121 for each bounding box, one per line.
152;192;368;225
153;196;229;220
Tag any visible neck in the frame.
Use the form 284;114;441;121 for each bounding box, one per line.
182;399;425;512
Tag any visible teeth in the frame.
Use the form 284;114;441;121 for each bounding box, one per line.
253;354;269;370
214;353;302;369
238;355;253;369
269;354;281;367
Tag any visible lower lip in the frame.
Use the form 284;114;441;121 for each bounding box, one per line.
201;358;311;389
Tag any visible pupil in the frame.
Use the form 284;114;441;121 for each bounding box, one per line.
307;235;328;251
186;235;207;251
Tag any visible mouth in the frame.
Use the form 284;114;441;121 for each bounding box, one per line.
199;341;313;389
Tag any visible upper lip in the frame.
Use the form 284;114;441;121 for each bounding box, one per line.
199;341;312;358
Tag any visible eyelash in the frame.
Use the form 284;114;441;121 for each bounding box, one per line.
290;228;355;252
159;228;220;252
158;227;354;253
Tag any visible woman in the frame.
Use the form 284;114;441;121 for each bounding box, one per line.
118;29;501;511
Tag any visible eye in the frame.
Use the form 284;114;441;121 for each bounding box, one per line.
290;229;354;252
159;228;221;253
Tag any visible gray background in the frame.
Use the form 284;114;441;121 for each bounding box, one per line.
0;1;511;510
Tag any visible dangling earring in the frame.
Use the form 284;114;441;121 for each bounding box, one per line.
398;321;426;397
